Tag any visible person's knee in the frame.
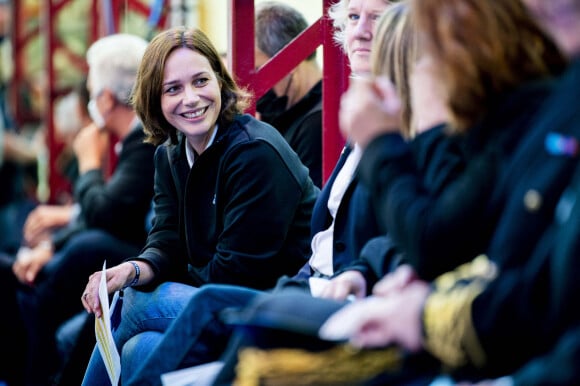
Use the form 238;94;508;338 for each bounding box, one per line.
122;332;163;376
118;283;198;333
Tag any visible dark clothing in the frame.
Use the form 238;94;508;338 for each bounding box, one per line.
342;125;465;289
1;125;157;385
119;141;383;386
0;160;27;207
0;85;24;208
358;80;556;280
19;230;142;385
80;115;318;386
447;60;580;381
136;114;318;290
282;144;382;291
429;155;580;382
0;85;33;254
510;323;580;386
52;127;156;249
257;81;323;187
207;125;470;384
210;79;569;386
313;145;380;273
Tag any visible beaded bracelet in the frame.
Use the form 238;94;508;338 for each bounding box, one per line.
122;261;141;289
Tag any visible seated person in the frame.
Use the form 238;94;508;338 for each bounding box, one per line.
100;2;461;385
0;33;157;386
80;1;401;384
219;1;576;384
16;78;92;251
0;87;39;256
254;1;323;187
79;26;319;386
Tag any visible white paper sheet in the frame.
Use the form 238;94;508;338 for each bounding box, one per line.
94;261;121;386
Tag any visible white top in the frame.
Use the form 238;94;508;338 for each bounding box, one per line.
185;126;218;168
308;144;362;277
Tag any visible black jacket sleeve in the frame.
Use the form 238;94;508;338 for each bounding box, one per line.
358;131;490;281
53;130;156;249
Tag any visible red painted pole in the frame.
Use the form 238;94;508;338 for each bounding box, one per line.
228;0;256;114
321;0;349;183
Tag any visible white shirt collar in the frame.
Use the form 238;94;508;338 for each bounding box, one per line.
186;125;218;167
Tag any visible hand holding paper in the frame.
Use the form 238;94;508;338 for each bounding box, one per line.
94;261;121;386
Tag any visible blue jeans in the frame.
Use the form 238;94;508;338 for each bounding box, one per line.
81;283;262;385
18;229;141;385
124;284;261;386
81;282;199;386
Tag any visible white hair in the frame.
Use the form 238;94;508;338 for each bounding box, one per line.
86;33;148;105
328;0;350;50
328;0;394;52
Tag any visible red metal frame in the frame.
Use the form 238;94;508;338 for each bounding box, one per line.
11;0;168;203
11;2;39;126
229;0;349;183
11;0;346;201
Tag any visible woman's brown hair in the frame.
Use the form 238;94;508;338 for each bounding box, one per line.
411;0;566;133
132;26;251;145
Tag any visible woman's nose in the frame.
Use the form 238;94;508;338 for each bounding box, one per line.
183;86;200;105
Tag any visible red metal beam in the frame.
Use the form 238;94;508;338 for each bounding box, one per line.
321;0;349;181
228;0;255;114
15;0;342;199
253;20;322;100
11;1;37;125
48;0;169;202
229;0;348;183
46;0;63;203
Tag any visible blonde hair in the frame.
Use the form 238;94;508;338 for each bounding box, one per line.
371;2;416;137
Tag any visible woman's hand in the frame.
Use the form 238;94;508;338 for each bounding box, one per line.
339;76;402;149
319;280;431;351
81;262;135;318
372;264;419;297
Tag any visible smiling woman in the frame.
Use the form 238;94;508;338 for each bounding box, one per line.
80;26;320;386
160;47;223;155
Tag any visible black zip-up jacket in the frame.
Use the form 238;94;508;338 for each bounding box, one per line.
135;114;319;290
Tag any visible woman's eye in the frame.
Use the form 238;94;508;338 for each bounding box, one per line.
347;13;360;21
194;78;209;87
164;85;179;94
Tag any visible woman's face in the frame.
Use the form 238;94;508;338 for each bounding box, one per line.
522;0;580;56
161;47;222;153
344;0;391;75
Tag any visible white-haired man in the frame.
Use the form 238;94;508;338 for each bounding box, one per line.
0;33;156;386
